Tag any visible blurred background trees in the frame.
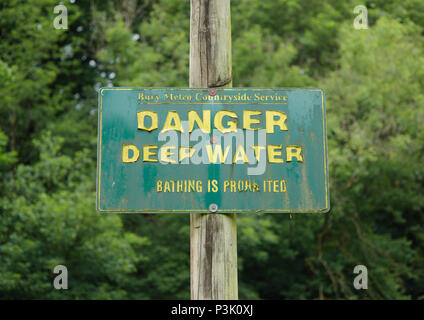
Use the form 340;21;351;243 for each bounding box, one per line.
0;0;423;299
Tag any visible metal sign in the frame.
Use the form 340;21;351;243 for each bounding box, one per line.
97;88;329;213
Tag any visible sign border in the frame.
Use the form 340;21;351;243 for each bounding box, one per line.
96;87;330;214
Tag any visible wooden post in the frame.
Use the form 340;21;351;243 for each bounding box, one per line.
189;0;238;300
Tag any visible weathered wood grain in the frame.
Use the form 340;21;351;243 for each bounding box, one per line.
189;0;238;300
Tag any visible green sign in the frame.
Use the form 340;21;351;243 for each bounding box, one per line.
97;88;329;213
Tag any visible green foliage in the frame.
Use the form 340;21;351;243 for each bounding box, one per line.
97;1;190;87
322;17;424;299
0;133;147;299
232;26;313;87
0;0;423;300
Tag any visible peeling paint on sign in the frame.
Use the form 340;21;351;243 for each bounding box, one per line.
96;88;329;213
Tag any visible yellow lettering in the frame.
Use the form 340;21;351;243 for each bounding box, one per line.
156;180;162;192
266;111;288;133
267;145;284;163
196;180;202;192
122;145;140;163
188;180;195;192
179;146;195;162
250;145;266;162
286;146;303;162
211;179;218;192
188;110;211;133
160;146;177;163
224;180;229;192
164;181;170;192
280;179;287;192
214;111;237;133
137;111;158;131
243;110;261;130
233;145;249;163
273;180;279;192
177;180;183;192
161;111;184;133
143;145;158;162
206;145;231;163
231;180;236;192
